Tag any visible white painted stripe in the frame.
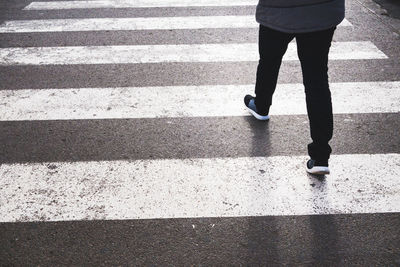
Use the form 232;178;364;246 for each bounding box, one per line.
0;42;387;65
338;19;352;27
24;0;256;10
0;17;352;33
1;153;399;222
0;16;257;33
1;82;399;121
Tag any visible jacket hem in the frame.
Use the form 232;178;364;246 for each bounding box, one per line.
256;17;344;34
258;0;335;8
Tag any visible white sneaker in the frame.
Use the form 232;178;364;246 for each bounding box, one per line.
306;159;330;175
244;95;270;121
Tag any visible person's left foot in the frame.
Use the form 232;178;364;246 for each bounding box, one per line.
306;159;330;175
244;95;270;120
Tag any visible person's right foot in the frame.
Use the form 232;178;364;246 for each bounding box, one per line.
306;159;330;175
244;95;270;120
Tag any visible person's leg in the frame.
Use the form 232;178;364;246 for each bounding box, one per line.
254;25;294;114
296;27;336;165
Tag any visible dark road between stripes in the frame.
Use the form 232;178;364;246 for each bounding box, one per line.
1;113;399;164
1;213;400;266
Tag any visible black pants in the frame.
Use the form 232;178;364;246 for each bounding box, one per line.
255;25;335;163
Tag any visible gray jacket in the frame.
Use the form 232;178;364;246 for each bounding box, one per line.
256;0;345;33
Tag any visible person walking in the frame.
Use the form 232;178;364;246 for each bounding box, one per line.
244;0;345;175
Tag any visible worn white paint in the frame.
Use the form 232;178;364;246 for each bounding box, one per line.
24;0;257;10
0;17;352;33
0;16;257;33
0;154;399;222
0;82;399;121
0;41;387;65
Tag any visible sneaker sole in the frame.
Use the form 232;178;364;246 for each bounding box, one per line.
246;107;270;121
306;166;330;175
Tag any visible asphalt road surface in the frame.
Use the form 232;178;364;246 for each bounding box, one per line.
0;0;400;265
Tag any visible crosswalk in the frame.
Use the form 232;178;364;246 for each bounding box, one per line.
0;17;352;33
23;0;258;9
2;154;400;222
1;82;399;121
0;0;400;263
0;42;388;65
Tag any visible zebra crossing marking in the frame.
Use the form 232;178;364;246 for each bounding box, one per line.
0;0;398;228
24;0;257;10
1;153;399;222
0;17;352;33
1;82;399;121
0;41;387;65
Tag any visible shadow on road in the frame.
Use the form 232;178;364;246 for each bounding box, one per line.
373;0;400;19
